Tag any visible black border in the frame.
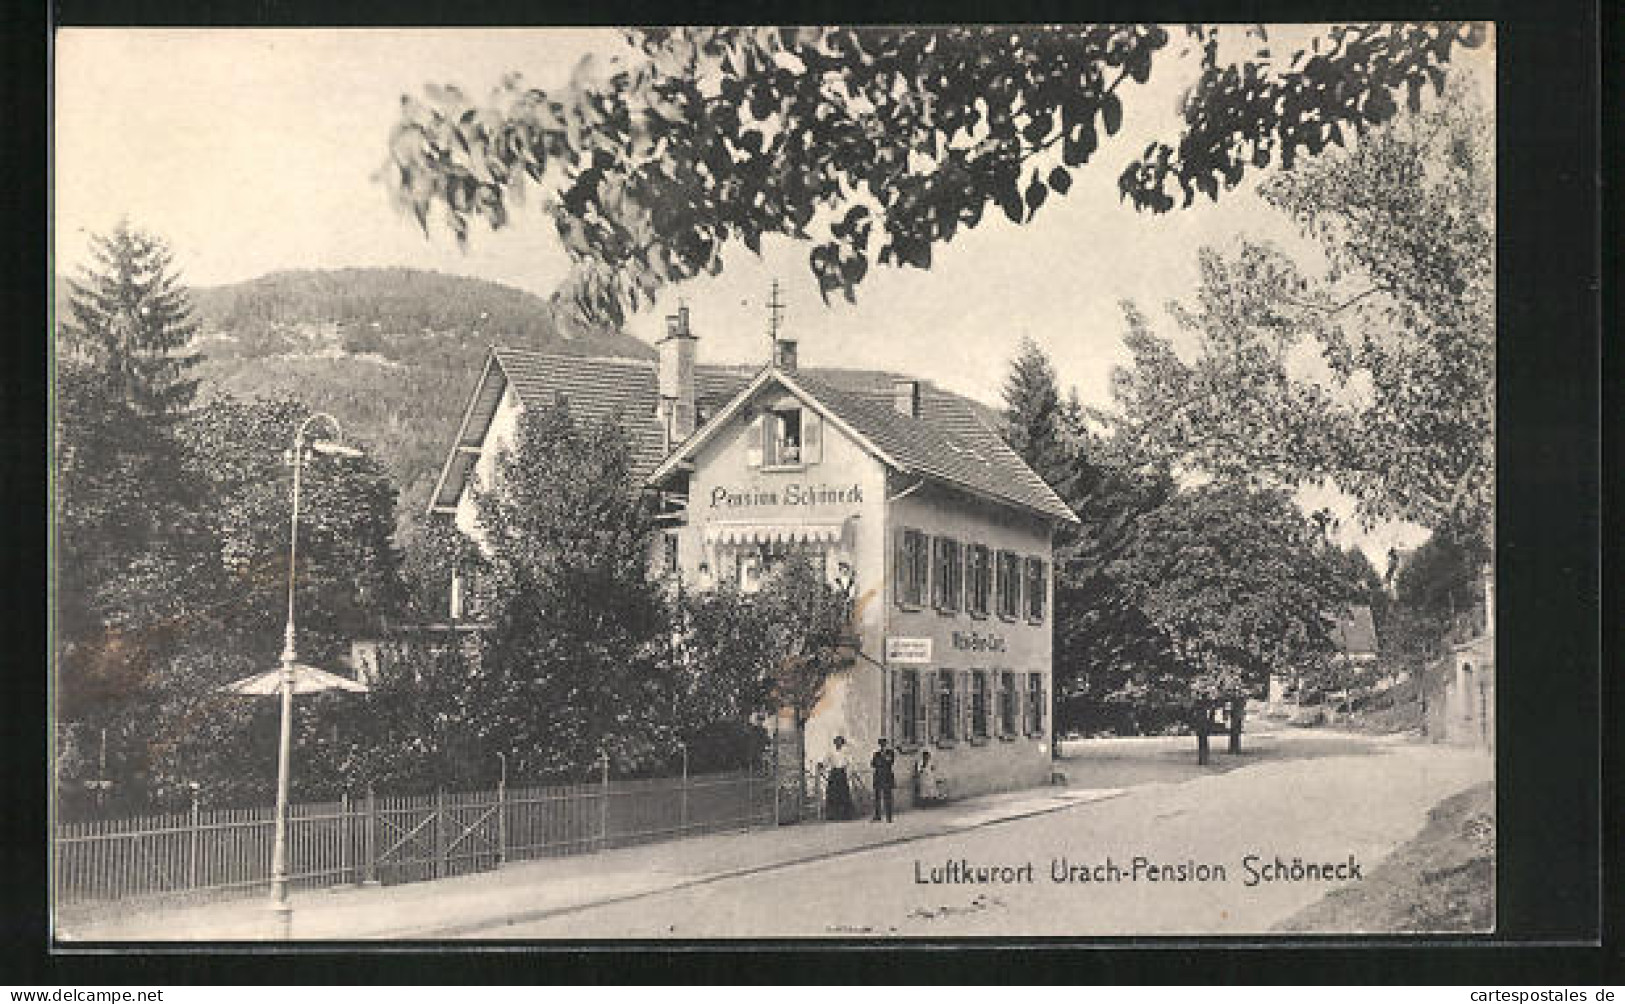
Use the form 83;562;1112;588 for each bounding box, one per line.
10;0;1611;984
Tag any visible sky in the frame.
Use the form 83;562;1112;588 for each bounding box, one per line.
53;27;1493;562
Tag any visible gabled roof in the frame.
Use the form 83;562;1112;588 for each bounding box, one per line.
432;346;1078;525
649;366;1077;525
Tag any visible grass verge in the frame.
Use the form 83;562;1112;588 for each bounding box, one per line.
1273;780;1494;934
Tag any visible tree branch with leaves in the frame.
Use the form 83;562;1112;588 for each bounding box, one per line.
382;24;1486;327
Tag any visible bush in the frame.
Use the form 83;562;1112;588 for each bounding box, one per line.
680;720;769;774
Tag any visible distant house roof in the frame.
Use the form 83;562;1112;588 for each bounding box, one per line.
431;347;1077;525
1333;605;1380;658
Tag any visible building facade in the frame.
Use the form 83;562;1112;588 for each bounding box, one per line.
431;308;1077;803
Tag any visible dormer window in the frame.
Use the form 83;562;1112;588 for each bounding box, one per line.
769;407;802;466
748;404;822;468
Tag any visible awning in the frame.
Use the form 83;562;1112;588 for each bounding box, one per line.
704;520;848;546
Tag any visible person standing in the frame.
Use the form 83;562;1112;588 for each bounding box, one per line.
822;736;855;821
870;737;897;822
915;749;945;804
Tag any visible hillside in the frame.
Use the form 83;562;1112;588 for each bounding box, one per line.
55;266;655;535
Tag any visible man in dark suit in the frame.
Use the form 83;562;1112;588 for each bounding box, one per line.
870;737;897;822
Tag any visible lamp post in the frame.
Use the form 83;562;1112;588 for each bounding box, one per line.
223;412;367;940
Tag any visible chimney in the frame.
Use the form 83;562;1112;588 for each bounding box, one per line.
773;337;798;373
658;306;698;442
892;378;920;418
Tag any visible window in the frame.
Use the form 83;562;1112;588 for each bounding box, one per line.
1026;673;1045;736
1025;557;1046;622
932;537;963;612
1000;671;1017;737
895;528;929;608
936;671;957;744
971;671;989;741
661;531;680;576
894;670;921;746
766;407;802;466
967;544;992;617
996;550;1021;619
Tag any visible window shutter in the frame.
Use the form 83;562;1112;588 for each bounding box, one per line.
802;411;822;464
1041;684;1049;735
745;413;765;467
924;671;937;744
959;670;971;740
894;531;908;607
891;672;902;740
913;674;927;746
934;539;948;610
1017;681;1028;736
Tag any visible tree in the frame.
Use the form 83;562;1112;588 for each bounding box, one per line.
755;556;856;736
670;556;853;775
60;220;200;423
1051;434;1181;737
1111;482;1352;763
175;394;406;669
383;24;1487;326
1110;85;1493;550
55;388;409;812
54;362;219;723
297;635;488;797
54;224;219;809
994;339;1179;738
671;583;779;739
1001;336;1080;493
470;401;674;781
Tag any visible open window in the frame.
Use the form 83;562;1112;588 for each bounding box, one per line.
750;406;822;468
769;407;801;465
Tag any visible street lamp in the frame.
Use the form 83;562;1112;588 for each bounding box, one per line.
223;412;368;939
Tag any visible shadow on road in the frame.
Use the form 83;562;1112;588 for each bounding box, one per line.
1055;728;1400;790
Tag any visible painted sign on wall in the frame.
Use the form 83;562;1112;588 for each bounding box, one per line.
708;482;864;510
951;630;1007;653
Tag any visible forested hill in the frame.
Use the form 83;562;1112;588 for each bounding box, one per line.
55;266;656;532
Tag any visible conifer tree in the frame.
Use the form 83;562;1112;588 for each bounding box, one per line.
1000;336;1077;494
61;220;200;423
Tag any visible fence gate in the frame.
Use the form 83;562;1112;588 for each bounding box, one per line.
370;789;501;886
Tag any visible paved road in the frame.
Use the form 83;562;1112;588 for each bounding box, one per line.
472;736;1490;938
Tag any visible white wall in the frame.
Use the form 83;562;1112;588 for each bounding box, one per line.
453;381;521;550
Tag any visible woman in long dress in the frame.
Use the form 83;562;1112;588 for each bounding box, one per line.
915;749;945;804
823;736;855;820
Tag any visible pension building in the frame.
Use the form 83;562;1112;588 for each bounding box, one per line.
432;307;1077;802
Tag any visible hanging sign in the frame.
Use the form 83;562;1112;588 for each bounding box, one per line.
885;637;933;664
